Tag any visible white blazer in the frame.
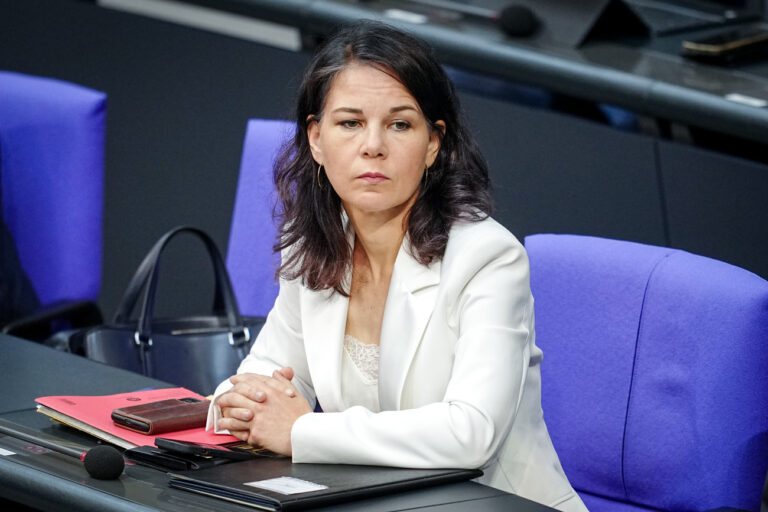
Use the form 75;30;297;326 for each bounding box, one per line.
208;216;587;512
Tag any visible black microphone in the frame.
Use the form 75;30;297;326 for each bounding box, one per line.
498;5;540;37
0;421;125;480
405;0;540;37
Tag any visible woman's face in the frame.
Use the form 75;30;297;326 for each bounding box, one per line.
308;63;443;221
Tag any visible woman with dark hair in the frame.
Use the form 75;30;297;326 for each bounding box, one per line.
208;21;586;511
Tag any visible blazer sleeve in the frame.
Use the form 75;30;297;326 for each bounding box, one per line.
291;223;535;470
206;271;315;431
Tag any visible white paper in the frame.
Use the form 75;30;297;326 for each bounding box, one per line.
244;476;328;495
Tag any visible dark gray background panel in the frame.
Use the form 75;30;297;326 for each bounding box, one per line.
461;92;666;246
659;141;768;275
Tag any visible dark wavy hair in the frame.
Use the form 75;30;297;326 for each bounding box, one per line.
274;21;492;294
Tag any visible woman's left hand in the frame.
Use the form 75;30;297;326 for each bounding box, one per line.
216;369;312;456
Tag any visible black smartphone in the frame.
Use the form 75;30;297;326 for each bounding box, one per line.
682;28;768;63
154;437;264;460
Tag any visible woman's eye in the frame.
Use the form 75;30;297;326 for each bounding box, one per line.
340;120;360;129
391;121;411;131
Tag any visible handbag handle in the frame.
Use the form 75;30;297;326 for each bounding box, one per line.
113;226;224;323
113;226;250;347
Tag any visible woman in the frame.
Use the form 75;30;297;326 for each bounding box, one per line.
207;21;587;512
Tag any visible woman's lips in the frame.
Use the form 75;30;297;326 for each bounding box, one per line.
358;172;388;184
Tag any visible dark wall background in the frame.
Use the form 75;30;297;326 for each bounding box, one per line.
1;0;766;319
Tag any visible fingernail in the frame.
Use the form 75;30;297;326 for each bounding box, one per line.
285;388;295;397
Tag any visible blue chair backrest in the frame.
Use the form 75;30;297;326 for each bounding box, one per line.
226;119;294;318
0;71;106;305
525;233;768;512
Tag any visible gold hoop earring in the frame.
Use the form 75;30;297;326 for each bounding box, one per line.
317;164;325;189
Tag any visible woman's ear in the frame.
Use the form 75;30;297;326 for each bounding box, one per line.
426;120;446;167
307;115;323;164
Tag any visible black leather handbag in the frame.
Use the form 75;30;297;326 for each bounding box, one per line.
77;226;263;395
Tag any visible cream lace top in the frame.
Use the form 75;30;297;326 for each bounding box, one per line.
340;334;380;412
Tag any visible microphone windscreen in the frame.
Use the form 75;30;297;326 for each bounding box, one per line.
498;5;540;37
83;445;125;480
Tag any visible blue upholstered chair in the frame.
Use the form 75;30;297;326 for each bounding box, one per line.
226;119;294;318
525;234;768;512
0;71;106;339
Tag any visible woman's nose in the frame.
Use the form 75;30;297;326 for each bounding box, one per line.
361;126;387;158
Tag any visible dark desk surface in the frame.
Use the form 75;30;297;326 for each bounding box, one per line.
170;0;768;145
0;335;554;511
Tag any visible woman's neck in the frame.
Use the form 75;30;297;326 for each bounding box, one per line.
347;209;407;284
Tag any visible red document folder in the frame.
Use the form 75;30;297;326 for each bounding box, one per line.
35;387;238;449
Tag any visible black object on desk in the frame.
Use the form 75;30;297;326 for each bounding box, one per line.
169;459;482;511
0;417;124;480
682;26;768;63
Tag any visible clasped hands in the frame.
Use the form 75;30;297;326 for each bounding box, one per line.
216;367;312;456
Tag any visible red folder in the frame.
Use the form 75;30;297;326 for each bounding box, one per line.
35;387;238;449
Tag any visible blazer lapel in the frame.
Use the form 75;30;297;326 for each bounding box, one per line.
379;241;441;411
301;286;348;412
